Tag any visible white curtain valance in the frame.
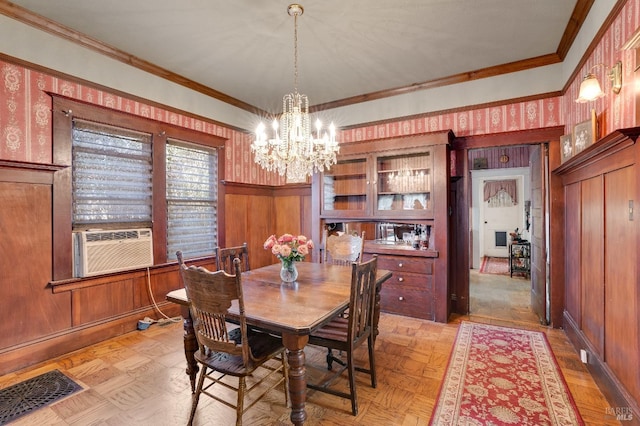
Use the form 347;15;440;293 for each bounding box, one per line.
484;179;517;205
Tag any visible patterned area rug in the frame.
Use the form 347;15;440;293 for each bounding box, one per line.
430;322;584;425
0;369;82;425
479;256;509;275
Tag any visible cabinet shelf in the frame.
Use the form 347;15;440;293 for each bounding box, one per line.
332;192;367;197
378;191;431;195
378;168;430;174
325;172;366;178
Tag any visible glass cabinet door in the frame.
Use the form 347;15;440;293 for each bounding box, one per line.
375;151;433;217
321;157;369;217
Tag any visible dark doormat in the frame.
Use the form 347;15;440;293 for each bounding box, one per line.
0;369;83;425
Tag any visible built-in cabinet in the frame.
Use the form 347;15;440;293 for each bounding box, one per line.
555;128;640;419
321;149;433;218
312;131;453;322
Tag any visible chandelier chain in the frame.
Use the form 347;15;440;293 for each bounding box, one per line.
293;9;299;93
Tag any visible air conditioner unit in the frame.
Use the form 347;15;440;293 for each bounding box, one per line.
73;228;153;277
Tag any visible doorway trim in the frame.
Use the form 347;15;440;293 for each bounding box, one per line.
449;126;565;326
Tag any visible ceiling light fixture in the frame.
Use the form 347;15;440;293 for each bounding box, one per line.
576;61;623;103
251;4;339;181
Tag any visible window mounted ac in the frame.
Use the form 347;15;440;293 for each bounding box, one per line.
73;228;153;277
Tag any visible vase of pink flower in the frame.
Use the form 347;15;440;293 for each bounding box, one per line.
263;233;314;283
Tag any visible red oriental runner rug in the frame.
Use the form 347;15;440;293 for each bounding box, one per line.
479;256;509;275
430;322;584;425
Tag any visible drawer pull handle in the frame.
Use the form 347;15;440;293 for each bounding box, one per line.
398;296;404;301
398;263;403;267
398;277;404;282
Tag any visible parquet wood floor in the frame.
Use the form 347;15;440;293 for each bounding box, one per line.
0;271;620;425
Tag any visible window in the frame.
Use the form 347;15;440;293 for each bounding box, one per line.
166;139;218;260
72;120;153;227
52;95;226;279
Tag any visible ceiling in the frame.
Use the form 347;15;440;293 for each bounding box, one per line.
5;0;588;118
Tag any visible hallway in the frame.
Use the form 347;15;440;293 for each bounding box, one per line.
468;268;539;326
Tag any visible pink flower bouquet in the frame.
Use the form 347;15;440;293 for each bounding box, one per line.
263;233;314;267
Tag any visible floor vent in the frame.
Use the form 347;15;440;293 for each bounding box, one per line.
0;370;82;424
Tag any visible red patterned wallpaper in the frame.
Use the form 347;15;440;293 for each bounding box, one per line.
339;98;562;143
0;62;287;185
0;0;638;184
564;0;638;136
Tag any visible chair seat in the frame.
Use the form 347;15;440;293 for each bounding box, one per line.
309;316;348;343
195;327;284;377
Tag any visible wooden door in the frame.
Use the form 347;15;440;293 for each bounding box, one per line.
529;145;547;324
450;177;469;314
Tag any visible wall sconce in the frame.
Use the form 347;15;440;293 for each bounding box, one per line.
575;61;622;103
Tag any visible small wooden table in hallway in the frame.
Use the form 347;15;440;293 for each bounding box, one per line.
167;261;392;425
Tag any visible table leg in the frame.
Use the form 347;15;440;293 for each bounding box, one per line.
282;333;309;426
179;304;199;393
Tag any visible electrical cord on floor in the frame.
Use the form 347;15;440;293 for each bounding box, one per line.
139;267;181;330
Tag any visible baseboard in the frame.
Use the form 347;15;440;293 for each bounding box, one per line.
563;312;639;424
0;302;181;375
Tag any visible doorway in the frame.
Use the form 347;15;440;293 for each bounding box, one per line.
467;148;537;324
472;170;530;266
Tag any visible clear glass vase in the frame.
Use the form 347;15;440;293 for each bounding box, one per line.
280;260;298;283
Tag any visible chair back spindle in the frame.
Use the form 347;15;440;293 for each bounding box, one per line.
215;243;250;273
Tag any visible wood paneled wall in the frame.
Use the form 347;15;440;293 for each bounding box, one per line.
223;181;312;269
555;128;640;420
0;163;311;375
0;167;70;349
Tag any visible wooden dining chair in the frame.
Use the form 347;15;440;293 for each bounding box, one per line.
215;242;250;273
323;230;365;266
306;256;378;416
320;230;367;368
177;251;288;426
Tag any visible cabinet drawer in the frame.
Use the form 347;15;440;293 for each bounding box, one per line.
381;277;434;320
384;271;430;288
375;255;433;275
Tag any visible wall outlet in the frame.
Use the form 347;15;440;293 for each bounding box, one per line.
580;349;588;363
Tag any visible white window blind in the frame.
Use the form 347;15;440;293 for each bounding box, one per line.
166;139;218;259
72;120;153;226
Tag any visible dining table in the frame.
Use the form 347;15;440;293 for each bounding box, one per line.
166;261;391;425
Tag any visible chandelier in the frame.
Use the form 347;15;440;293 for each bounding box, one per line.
251;4;339;182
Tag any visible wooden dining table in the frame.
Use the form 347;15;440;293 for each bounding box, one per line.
166;261;391;425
